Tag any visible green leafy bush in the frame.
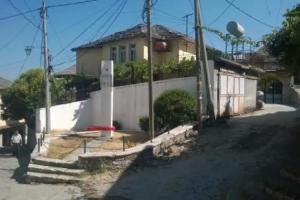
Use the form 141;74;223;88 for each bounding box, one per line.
139;116;149;132
113;120;122;130
139;89;196;132
154;89;196;130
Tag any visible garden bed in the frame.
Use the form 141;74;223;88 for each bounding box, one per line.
91;131;148;152
45;131;148;159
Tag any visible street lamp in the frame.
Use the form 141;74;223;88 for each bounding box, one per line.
24;46;33;56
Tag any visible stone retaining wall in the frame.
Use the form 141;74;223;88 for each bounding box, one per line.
78;125;196;170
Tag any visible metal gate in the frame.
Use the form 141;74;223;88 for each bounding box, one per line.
219;74;245;117
261;79;283;104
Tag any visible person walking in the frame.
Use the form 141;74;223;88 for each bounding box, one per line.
11;131;22;157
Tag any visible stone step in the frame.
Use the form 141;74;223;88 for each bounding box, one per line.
31;157;79;169
28;164;85;176
27;172;81;184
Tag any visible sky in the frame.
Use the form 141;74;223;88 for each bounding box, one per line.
0;0;298;81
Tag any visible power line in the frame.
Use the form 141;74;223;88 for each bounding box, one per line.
0;0;98;22
18;24;40;75
7;0;40;30
0;7;39;21
99;0;128;36
208;0;237;26
53;0;128;69
91;0;127;40
47;0;97;9
53;0;119;58
56;6;109;34
23;0;37;21
48;17;65;53
225;0;276;29
0;22;29;52
155;8;184;22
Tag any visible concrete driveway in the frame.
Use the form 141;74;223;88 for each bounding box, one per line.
0;149;83;200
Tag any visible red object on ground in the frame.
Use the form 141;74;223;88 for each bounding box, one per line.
87;125;116;132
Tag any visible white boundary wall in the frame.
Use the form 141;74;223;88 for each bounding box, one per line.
36;77;197;132
36;100;92;132
112;77;196;130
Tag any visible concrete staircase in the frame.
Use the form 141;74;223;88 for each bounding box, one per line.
263;165;300;200
27;157;85;184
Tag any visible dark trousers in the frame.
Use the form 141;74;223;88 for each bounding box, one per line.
12;143;21;157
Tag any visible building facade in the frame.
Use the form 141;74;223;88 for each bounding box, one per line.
72;24;196;78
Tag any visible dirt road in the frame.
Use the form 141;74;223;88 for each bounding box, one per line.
82;104;300;200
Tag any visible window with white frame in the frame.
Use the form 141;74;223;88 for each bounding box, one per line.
129;44;136;61
110;47;117;63
119;46;127;63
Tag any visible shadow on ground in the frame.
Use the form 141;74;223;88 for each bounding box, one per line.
78;105;300;200
11;147;32;183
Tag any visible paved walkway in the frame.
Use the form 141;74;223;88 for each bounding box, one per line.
0;148;83;200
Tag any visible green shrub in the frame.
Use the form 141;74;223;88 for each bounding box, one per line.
154;89;196;130
139;89;196;133
139;116;149;132
113;120;122;130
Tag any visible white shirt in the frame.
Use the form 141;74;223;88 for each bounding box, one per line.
11;133;22;144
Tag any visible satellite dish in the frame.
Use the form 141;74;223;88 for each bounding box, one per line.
226;21;245;38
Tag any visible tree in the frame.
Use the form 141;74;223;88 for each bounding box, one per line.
264;5;300;74
1;69;64;128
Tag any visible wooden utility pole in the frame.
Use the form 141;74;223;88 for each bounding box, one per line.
146;0;154;141
41;0;51;134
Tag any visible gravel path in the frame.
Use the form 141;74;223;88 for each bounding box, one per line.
81;104;300;200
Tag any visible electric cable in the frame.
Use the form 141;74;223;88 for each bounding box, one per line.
208;0;237;26
53;0;128;70
53;0;119;58
7;0;40;30
0;22;29;52
18;25;40;75
225;0;276;29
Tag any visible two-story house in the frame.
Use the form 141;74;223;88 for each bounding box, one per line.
72;24;196;78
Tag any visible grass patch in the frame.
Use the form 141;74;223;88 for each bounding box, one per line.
46;131;149;158
94;131;149;152
46;136;89;159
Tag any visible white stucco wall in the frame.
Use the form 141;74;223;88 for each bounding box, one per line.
0;96;7;127
90;77;197;130
36;100;92;132
36;75;258;132
36;77;197;132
